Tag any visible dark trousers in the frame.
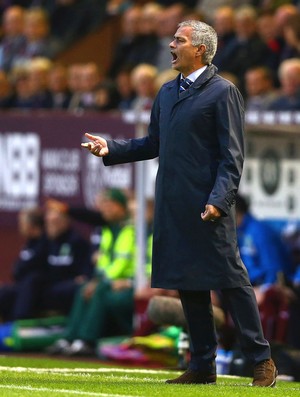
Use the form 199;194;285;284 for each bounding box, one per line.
0;273;41;321
0;276;81;321
287;287;300;349
39;279;81;315
179;285;271;372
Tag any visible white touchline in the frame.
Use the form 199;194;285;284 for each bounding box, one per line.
0;384;145;397
0;366;242;379
0;366;180;375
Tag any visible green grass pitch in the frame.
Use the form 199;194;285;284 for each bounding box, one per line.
0;355;299;397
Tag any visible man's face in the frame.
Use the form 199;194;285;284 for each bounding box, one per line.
45;208;70;239
169;26;202;77
100;197;126;223
281;65;300;97
4;8;24;36
245;70;270;96
213;8;234;36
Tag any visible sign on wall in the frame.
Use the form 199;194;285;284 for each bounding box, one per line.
239;129;300;220
0;112;135;226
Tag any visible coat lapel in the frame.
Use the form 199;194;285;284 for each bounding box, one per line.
176;64;218;103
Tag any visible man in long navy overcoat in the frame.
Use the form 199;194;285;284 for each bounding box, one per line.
82;20;277;387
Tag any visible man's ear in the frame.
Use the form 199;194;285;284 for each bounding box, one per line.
195;44;206;57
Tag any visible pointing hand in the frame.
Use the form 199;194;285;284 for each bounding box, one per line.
81;133;109;157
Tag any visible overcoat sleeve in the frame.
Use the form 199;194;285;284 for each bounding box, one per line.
207;84;245;215
103;93;161;166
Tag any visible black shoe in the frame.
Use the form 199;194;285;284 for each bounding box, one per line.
166;369;216;384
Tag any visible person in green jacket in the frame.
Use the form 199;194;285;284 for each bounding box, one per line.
47;188;136;356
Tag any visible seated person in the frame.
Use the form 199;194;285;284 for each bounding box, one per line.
267;58;300;111
47;188;136;355
234;193;291;344
235;193;290;303
244;66;279;112
0;6;26;72
280;225;300;348
0;207;47;321
37;199;92;315
14;7;62;64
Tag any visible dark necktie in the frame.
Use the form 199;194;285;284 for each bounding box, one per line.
179;77;193;93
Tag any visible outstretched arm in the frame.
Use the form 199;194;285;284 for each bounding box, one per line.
81;133;109;157
81;92;161;164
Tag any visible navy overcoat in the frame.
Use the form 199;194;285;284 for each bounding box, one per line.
104;64;250;290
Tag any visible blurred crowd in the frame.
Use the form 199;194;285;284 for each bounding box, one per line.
0;0;300;112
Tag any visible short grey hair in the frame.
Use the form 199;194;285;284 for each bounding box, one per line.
178;20;218;65
278;58;300;80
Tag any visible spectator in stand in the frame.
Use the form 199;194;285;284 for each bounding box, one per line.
9;63;35;108
75;62;103;110
47;63;71;109
25;57;53;108
67;62;102;111
257;11;282;73
108;5;142;78
154;3;186;72
211;6;236;70
115;66;136;111
93;80;120;111
219;5;273;96
268;58;300;110
13;7;61;66
282;12;300;59
108;1;189;78
36;199;92;315
273;3;299;62
0;207;48;322
0;69;14;108
235;193;290;306
46;188;136;356
122;2;162;69
244;66;279;112
140;2;164;32
130;63;158;112
67;63;84;111
0;5;25;72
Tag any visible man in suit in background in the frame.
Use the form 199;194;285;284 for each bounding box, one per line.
81;20;277;387
0;207;47;321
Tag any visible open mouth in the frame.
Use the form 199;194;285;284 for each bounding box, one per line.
171;52;178;64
